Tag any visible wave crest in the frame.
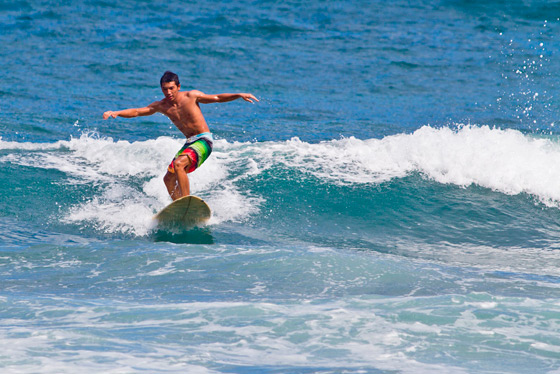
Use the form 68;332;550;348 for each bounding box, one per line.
3;125;560;235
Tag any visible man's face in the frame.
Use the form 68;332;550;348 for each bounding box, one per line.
161;81;180;101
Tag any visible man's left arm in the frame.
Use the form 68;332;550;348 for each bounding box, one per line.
193;91;259;104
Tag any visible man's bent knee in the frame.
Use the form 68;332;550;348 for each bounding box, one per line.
173;156;192;172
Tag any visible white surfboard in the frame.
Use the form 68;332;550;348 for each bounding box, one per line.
154;195;211;228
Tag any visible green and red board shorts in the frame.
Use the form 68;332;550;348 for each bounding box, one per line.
168;132;213;174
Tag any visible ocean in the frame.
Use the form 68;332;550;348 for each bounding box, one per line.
1;0;560;373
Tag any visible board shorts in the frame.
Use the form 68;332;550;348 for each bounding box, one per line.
168;132;213;174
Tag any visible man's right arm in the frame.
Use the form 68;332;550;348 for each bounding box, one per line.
103;103;159;120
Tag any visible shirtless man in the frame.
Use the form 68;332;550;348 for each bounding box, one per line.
103;71;258;200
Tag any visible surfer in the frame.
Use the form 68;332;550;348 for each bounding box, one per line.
103;71;258;200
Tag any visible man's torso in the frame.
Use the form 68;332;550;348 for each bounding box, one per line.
157;91;210;138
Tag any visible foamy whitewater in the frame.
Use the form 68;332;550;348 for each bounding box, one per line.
2;0;560;373
3;125;560;235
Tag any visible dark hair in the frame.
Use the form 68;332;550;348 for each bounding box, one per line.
160;71;180;87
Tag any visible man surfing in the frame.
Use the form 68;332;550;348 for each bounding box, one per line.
103;71;258;200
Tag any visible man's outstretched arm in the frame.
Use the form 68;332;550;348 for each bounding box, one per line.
103;104;158;119
193;91;259;104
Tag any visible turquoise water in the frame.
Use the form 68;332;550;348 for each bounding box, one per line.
2;1;560;373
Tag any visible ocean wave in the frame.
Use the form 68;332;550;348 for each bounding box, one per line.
3;125;560;235
261;125;560;206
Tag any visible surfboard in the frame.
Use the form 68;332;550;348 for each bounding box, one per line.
153;195;211;228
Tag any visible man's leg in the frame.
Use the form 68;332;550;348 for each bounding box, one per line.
172;155;192;198
163;171;180;200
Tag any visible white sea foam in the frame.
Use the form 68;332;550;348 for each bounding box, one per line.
246;125;560;207
1;294;556;373
0;298;459;374
3;125;560;235
0;134;262;235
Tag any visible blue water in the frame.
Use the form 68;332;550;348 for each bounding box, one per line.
2;1;560;373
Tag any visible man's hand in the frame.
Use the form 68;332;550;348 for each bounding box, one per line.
240;93;259;103
103;111;118;120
